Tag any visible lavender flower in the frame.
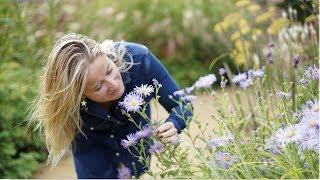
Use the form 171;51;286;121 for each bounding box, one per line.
173;90;186;96
181;95;197;102
149;141;164;154
219;68;226;76
207;138;227;148
265;135;282;155
120;133;138;149
231;73;247;84
134;84;154;97
250;67;265;78
299;113;319;136
193;74;217;89
117;165;132;179
239;77;253;89
304;65;320;80
292;55;301;68
276;90;291;99
301;99;319;117
274;124;303;147
299;78;308;86
214;152;237;169
185;86;195;94
119;92;144;113
135;125;153;139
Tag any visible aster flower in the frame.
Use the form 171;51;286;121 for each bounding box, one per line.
173;90;186;96
214;152;237;169
219;68;226;76
117;165;132;179
193;74;217;89
119;92;144;113
134;84;154;97
239;77;253;89
274;124;303;147
231;73;247;84
185;86;195;94
120;133;138;149
276;90;291;99
292;55;301;68
265;135;282;155
299;78;308;86
304;65;319;80
181;95;197;102
135;125;153;139
301;99;319;117
149;141;164;154
207;138;227;148
299;113;319;136
250;67;265;78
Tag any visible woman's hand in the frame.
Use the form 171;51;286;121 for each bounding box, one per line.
155;122;179;143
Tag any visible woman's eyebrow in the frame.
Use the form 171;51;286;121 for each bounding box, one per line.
90;64;110;92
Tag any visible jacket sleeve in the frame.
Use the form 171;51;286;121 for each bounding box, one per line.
145;50;194;133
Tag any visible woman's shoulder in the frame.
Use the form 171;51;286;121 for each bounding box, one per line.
114;41;149;57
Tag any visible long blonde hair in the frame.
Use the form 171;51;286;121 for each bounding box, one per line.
26;33;132;167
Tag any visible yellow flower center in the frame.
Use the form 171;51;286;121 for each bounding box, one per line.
309;119;316;127
312;106;319;113
223;155;231;161
286;130;295;138
130;101;137;107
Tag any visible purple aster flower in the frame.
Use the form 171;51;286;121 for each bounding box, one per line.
173;90;186;96
152;78;159;86
185;86;195;94
117;165;132;179
301;99;319;117
149;141;164;154
214;152;237;169
181;95;197;102
299;78;308;86
250;67;265;78
304;65;320;80
134;84;154;97
265;135;282;155
299;113;319;136
207;138;227;148
298;133;319;152
239;77;253;89
135;125;153;139
193;74;217;89
268;42;275;48
119;92;144;113
292;55;301;68
120;133;138;149
274;124;304;147
276;90;291;99
219;68;226;76
266;51;274;64
231;73;247;84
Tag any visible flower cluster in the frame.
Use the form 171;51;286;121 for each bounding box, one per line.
207;132;234;148
231;66;265;89
213;152;238;169
120;125;153;149
266;99;319;153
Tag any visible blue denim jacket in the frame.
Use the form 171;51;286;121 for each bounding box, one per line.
71;41;194;179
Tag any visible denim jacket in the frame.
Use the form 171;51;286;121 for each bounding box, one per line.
71;41;194;179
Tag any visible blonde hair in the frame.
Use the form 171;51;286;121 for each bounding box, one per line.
26;33;133;167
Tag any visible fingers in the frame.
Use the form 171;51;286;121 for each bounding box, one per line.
159;128;177;138
156;122;174;134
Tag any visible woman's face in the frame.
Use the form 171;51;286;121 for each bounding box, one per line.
83;54;125;102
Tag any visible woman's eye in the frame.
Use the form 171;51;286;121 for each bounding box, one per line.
96;84;102;91
106;69;113;75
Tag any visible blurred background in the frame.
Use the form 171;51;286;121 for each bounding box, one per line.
0;0;318;178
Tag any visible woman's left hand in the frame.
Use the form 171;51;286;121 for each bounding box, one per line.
155;122;179;142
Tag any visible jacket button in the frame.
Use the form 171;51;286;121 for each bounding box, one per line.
84;107;88;111
110;134;114;138
107;115;111;118
115;152;120;156
90;127;94;130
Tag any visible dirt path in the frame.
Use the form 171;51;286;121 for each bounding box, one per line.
31;93;232;178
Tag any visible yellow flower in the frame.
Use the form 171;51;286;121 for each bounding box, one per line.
268;18;289;35
231;32;241;41
239;18;250;34
255;11;273;24
247;4;261;13
236;0;251;7
252;28;262;36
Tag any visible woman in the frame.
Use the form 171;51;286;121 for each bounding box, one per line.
27;33;193;178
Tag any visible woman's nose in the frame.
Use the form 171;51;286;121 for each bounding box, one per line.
103;76;118;89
